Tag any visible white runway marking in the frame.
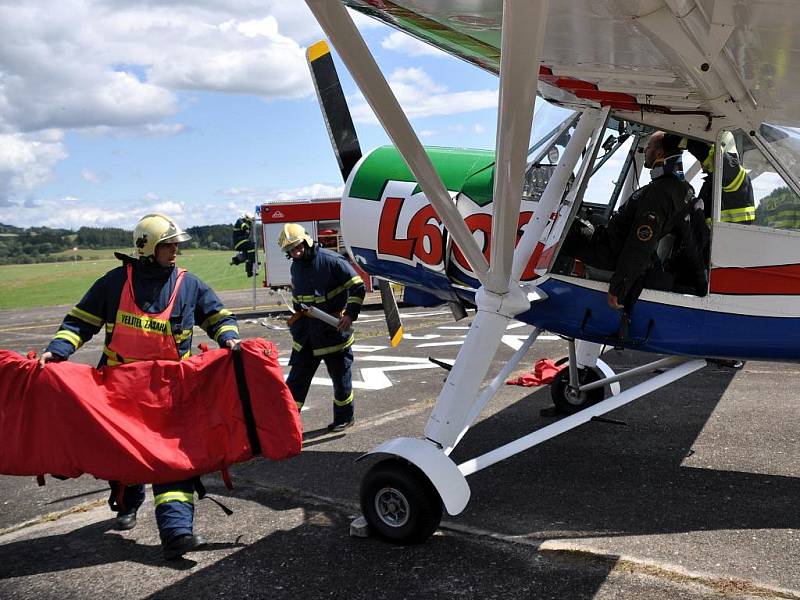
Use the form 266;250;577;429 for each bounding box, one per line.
416;340;466;348
352;344;389;352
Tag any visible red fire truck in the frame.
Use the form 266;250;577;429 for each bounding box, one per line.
257;197;373;291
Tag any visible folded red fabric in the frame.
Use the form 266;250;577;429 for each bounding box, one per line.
0;338;302;484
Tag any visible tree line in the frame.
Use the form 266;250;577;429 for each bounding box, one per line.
0;223;237;265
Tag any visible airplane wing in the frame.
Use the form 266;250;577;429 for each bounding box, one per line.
343;0;800;130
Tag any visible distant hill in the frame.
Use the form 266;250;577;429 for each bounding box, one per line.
0;223;23;234
0;224;235;265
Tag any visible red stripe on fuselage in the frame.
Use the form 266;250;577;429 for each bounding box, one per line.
710;264;800;295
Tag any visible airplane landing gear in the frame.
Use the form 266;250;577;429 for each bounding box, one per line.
550;366;606;414
360;458;443;544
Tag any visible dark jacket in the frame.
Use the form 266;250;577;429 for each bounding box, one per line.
232;217;254;253
46;256;239;366
599;171;694;301
289;243;366;357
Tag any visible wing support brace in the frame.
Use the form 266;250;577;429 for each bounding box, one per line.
458;358;706;477
364;357;705;515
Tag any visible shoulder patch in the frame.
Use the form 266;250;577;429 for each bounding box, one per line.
636;224;654;242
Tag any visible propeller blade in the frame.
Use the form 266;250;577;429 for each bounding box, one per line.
304;0;491;285
377;279;403;347
306;40;362;181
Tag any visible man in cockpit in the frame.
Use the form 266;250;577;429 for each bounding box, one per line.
563;131;704;309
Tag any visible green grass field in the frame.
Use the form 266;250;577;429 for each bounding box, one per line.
0;250;255;310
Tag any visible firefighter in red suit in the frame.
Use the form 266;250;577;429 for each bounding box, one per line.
39;213;240;560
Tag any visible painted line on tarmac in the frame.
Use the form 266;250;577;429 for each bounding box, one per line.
0;322;61;333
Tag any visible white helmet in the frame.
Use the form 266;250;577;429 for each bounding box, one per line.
133;213;191;258
719;130;738;156
278;223;313;253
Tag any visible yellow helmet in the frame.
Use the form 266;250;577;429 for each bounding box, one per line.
133;213;191;258
278;223;313;252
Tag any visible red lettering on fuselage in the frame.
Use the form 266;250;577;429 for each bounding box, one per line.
377;197;414;260
376;198;538;279
450;211;537;280
377;197;443;266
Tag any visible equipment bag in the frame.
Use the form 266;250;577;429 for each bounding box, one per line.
0;338;302;485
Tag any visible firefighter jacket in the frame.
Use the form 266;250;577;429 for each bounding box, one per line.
756;187;800;229
602;165;694;302
232;217;254;253
289;243;366;357
46;256;239;366
686;140;755;224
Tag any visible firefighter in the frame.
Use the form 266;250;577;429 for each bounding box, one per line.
756;186;800;229
563;131;702;308
685;133;755;225
230;214;256;277
279;223;365;432
38;213;240;560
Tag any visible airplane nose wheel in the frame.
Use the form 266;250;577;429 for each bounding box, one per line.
360;458;443;544
550;365;606;414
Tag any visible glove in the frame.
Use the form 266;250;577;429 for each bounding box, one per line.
286;310;306;327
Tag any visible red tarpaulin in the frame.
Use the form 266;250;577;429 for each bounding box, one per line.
506;358;565;387
0;338;302;484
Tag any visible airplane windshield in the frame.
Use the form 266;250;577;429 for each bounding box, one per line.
736;126;800;230
758;124;800;191
522;102;578;201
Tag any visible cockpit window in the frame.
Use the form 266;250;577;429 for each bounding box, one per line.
522;102;578;201
736;126;800;231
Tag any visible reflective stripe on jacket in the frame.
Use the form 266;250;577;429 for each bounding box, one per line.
289;243;365;356
104;264;186;364
46;259;239;367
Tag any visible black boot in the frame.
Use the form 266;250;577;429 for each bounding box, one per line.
327;417;355;433
114;507;138;531
163;534;206;560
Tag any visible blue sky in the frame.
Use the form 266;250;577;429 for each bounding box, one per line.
0;2;504;230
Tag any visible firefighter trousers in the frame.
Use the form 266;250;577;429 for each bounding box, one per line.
287;345;354;424
109;480;195;543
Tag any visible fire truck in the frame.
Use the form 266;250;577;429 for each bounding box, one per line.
257;197;373;291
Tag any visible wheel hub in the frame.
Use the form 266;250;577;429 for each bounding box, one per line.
375;486;410;528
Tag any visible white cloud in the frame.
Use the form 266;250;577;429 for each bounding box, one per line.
473;123;486;134
272;183;343;201
0;2;318;136
146;16;312;98
381;32;446;57
81;169;101;183
0;2;324;211
350;67;497;124
0;132;67;205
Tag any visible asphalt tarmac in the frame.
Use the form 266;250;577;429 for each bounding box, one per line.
0;288;798;599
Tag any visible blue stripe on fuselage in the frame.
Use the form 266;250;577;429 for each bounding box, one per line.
349;247;459;304
520;279;800;361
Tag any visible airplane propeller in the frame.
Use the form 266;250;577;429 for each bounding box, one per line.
306;39;404;347
305;0;549;448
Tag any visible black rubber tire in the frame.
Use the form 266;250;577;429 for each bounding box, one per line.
360;458;443;545
550;365;606;414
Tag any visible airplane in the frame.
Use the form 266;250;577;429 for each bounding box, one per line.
301;0;800;544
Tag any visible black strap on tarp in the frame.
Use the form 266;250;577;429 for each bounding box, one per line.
231;345;262;457
193;477;233;516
